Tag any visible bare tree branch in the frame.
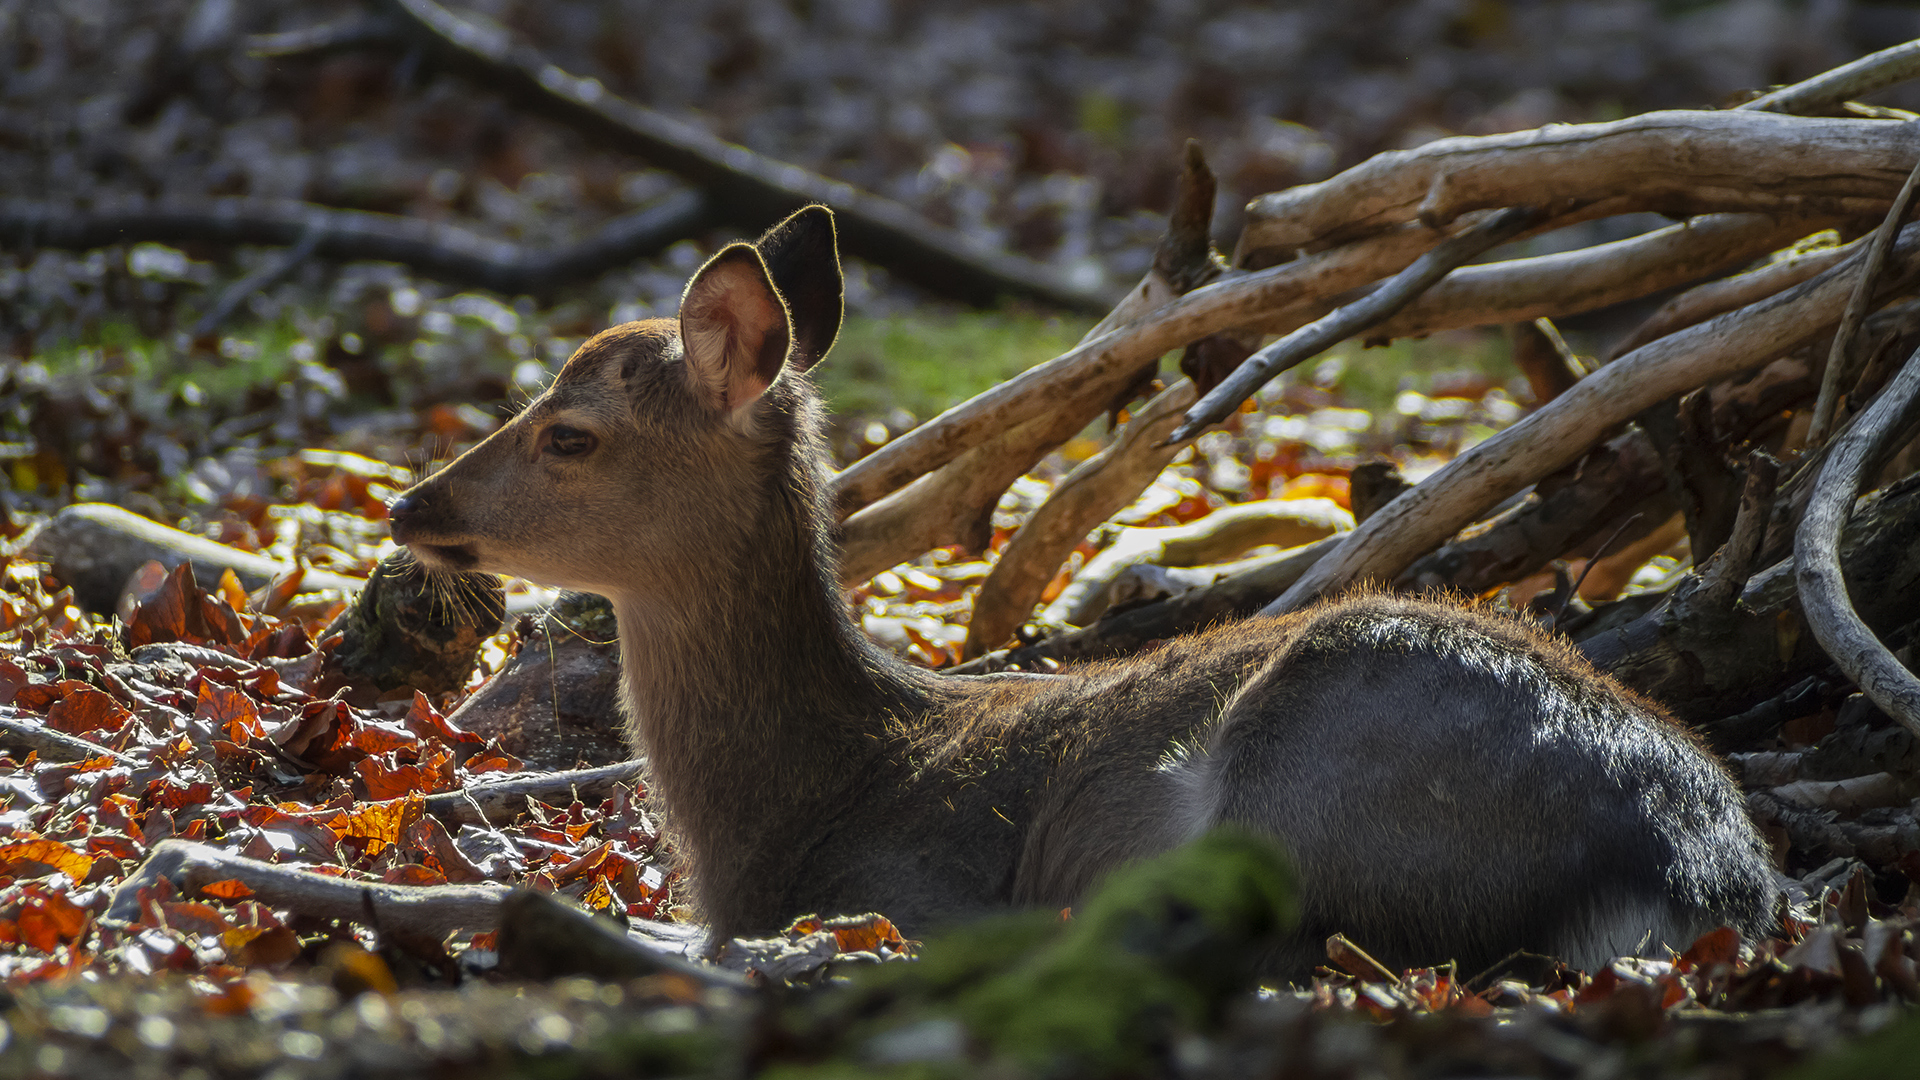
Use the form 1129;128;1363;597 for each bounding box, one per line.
1241;111;1915;258
1264;222;1920;615
1168;206;1545;444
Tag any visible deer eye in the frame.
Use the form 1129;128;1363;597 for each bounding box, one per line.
544;425;596;457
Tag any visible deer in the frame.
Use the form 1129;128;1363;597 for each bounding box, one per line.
388;205;1779;979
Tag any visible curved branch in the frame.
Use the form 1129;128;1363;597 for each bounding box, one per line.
1795;344;1920;736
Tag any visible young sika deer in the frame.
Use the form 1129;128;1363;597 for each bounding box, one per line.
390;207;1778;978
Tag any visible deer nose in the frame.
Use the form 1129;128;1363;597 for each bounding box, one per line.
387;492;428;538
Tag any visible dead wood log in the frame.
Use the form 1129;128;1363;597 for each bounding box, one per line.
256;0;1110;312
443;593;628;769
1239;111;1917;258
0;191;709;298
25;502;366;615
1265;221;1920;616
950;536;1339;674
1579;471;1920;723
1797;344;1920;735
314;552;504;706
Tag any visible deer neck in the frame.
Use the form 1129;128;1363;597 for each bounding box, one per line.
608;455;931;859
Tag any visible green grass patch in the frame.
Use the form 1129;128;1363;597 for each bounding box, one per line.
817;308;1098;424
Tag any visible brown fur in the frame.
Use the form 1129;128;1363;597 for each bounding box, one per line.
391;207;1778;978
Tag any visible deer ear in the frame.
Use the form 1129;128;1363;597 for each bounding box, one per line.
678;244;793;414
755;205;843;372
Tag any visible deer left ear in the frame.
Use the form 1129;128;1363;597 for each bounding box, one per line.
678;244;793;415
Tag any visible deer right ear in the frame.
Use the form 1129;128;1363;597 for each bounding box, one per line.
678;244;793;416
755;206;843;372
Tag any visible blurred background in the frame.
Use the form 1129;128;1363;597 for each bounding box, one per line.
2;0;1916;557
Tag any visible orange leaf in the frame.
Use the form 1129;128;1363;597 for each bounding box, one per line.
16;891;88;951
224;925;301;968
822;913;907;954
201;879;257;901
45;685;131;737
1675;926;1741;973
217;569;251;614
382;863;447;886
329;793;425;856
0;839;96;882
195;682;264;741
0;657;28;706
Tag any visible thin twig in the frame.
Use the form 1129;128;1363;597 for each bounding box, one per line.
1553;512;1645;626
1795;344;1920;736
192;222;324;337
0;710;142;767
1697;452;1782;612
1805;153;1920;448
1165;206;1545;446
1739;39;1920;115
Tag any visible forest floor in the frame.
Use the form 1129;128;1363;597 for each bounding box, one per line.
7;1;1920;1077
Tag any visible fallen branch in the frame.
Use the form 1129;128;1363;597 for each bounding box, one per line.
0;709;141;767
269;0;1113;312
314;552;504;706
0;191;710;298
421;762;644;827
1739;39;1920;116
836;146;1224;580
1357;212;1836;343
106;838;508;938
1393;429;1672;595
1796;344;1920;736
829;214;1540;518
1606;241;1853;362
1240;110;1915;256
1170;206;1545;444
1697;452;1782;612
1265;222;1920;616
961;380;1198;657
1044;499;1351;629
